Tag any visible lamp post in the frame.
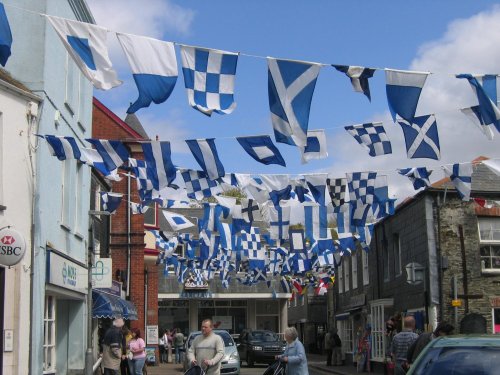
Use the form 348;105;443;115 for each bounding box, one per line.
85;210;110;375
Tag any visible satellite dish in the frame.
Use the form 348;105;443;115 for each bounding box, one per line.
405;262;425;285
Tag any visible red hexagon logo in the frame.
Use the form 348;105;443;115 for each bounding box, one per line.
1;236;15;245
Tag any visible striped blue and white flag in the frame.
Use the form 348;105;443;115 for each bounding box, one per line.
333;65;376;101
0;3;12;67
301;129;328;164
461;106;496;140
305;174;329;206
81;148;121;181
398;115;440;160
442;162;473;201
236;135;286;167
100;192;123;214
268;58;321;147
40;135;82;161
117;33;178;114
304;204;329;241
217;222;235;250
385;69;429;122
162;210;194;232
397;167;432;190
186;138;225;180
86;139;129;172
46;15;120;90
141;141;177;190
199;229;220;260
199;203;226;232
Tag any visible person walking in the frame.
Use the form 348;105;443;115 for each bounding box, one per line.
127;328;146;375
331;328;342;366
357;324;372;373
121;325;133;375
276;327;309;375
407;321;454;365
102;318;125;375
390;316;418;375
187;319;224;375
160;329;170;364
173;328;185;364
324;329;333;366
158;332;166;364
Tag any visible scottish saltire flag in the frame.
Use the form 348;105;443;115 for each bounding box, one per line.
180;45;238;115
333;65;376;101
217;222;235;250
305;174;329;206
100;192;123;214
347;172;377;204
40;135;82;161
181;169;222;200
385;69;429;122
241;199;261;224
0;3;12;66
86;139;129;172
304;204;329;240
398;167;432;190
162;210;194;232
300;129;328;164
398;114;440;160
130;202;149;215
46;15;120;90
186;138;225;180
268;58;321;147
345;122;392;157
460;106;496;140
80;148;121;181
457;74;500;133
442;162;473;201
116;33;177;114
327;177;348;212
236;135;286;166
268;205;291;240
141;141;177;190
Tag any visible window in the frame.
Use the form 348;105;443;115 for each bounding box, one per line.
383;242;390;282
65;54;79;116
337;319;353;353
394;234;402;276
43;295;56;373
352;251;358;290
337;263;344;294
362;250;369;286
144;202;157;226
74;163;83;235
61;160;72;228
370;299;393;361
344;256;350;292
478;217;500;273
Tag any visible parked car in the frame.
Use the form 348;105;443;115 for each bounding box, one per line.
237;330;285;367
183;329;240;375
407;335;500;375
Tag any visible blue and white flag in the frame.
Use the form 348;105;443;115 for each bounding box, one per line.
398;114;440;160
240;199;261;224
117;33;178;114
460;106;496;140
199;230;220;260
304;204;329;240
457;74;500;134
81;148;121;181
385;69;429;122
161;210;194;232
231;205;251;234
305;174;329;206
141;141;177;190
236;135;286;167
300;129;328;164
397;167;432;190
40;135;82;161
357;224;374;252
347;172;377;205
268;58;321;147
186;138;225;180
333;65;376;101
238;227;261;258
180;45;238;115
0;3;12;67
345;122;392;157
268;205;291;240
181;169;222;200
100;192;123;214
86;139;129;172
289;229;311;273
351;202;372;227
280;276;292;294
46;15;121;90
199;203;227;232
442;162;473;201
336;232;359;255
327;177;348;212
217;222;235;250
130;202;149;215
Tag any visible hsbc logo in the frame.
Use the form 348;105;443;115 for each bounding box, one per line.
0;228;26;267
1;236;15;245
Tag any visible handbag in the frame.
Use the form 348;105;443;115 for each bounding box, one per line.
127;351;134;360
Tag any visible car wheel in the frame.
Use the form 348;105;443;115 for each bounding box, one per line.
247;353;254;367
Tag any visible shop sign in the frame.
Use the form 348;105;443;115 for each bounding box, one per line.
490;296;500;308
47;250;87;293
451;299;462;307
0;228;27;267
92;258;112;288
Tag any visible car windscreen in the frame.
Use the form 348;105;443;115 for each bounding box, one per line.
249;331;280;342
411;346;500;375
187;332;234;347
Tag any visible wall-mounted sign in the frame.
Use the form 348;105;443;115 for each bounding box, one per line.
0;228;27;267
3;329;13;352
92;258;112;288
47;250;87;294
213;316;232;330
146;325;159;345
183;272;209;290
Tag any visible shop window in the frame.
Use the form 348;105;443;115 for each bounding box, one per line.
337;319;353;353
478;217;500;274
43;295;56;373
143;202;157;226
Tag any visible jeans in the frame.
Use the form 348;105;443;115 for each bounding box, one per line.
127;357;146;375
175;346;183;364
103;369;120;375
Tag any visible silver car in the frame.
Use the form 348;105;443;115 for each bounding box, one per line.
183;329;240;375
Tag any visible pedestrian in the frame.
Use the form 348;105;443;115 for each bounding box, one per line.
357;324;372;373
102;318;125;375
166;329;173;363
276;326;309;375
390;316;418;375
160;329;169;364
331;328;342;366
407;321;454;365
127;328;146;375
173;328;185;364
121;325;133;375
324;329;333;366
187;319;225;375
158;331;165;364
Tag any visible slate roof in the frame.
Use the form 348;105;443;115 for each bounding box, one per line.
124;113;149;139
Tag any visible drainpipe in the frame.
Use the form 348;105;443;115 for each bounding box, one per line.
127;162;131;297
434;197;444;321
144;269;148;335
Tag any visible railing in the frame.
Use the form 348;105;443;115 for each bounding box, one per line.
92;357;102;374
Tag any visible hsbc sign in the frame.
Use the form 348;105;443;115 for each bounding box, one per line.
0;228;27;267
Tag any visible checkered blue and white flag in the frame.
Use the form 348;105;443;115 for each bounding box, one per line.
186;138;225;180
268;58;321;147
180;45;238;116
86;139;130;172
236;135;286;167
40;135;82;161
141;141;177;190
442;162;473;201
300;129;328;164
347;172;377;205
345;122;392;157
238;227;262;255
181;169;223;200
327;177;348;212
100;192;123;214
398;167;432;190
333;65;376;101
398;114;441;160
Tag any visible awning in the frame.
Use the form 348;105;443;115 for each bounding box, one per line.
92;290;138;320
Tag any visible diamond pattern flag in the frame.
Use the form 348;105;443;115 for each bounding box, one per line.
161;210;194;232
180;45;238;115
181;169;222;200
398;114;440;160
300;129;328;164
345;122;392;157
333;65;376;101
347;172;377;204
236;135;286;167
442;162;473;201
385;69;429;122
46;15;121;90
268;57;321;147
117;33;178;113
186;138;225;180
397;167;432;190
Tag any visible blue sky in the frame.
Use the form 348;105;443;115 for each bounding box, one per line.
87;0;500;200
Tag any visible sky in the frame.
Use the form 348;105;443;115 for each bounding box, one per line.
86;0;500;202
